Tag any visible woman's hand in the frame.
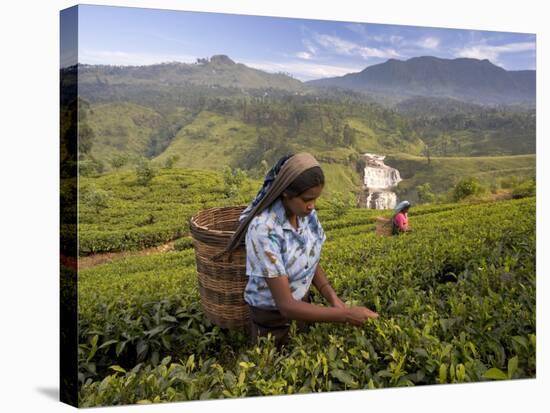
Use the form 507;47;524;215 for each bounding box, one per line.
344;306;379;326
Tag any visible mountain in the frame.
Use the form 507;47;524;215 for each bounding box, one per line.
78;54;307;99
307;56;535;105
71;55;535;191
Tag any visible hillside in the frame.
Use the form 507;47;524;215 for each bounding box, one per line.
74;56;536;201
307;56;535;106
78;55;308;97
154;111;259;170
385;153;536;200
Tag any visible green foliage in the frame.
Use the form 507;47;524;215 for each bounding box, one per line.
173;237;194;251
78;169;260;255
78;157;104;177
135;159;157;186
512;179;536;199
416;183;435;204
109;153;130;170
80;186;111;213
78;197;535;406
325;191;356;217
387;153;535;202
78;99;95;155
400;99;536;156
452;177;484;201
163;154;180;169
258;160;269;179
500;175;521;189
223;166;247;198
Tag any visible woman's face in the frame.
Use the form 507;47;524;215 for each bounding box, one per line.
282;184;324;217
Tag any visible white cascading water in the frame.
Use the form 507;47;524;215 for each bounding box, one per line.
361;153;402;209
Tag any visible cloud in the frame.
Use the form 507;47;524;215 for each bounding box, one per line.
454;41;536;62
79;50;197;66
416;37;440;50
389;35;404;45
244;60;363;81
302;39;318;55
345;23;368;38
370;34;403;44
312;33;400;59
295;51;313;60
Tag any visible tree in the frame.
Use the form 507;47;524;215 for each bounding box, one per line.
109;153;129;170
416;183;435;204
355;157;366;176
343;124;357;147
81;185;111;213
163;154;180;169
452;177;483;201
326;191;356;217
78;156;104;177
440;134;451;156
77;99;95;156
223;166;247;198
135;159;156;186
423;144;431;165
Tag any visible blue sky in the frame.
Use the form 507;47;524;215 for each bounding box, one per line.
65;4;536;80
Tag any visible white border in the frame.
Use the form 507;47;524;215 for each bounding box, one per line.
1;1;547;412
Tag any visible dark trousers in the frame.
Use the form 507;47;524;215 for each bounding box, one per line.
248;291;312;348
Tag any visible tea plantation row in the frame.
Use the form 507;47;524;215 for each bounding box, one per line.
77;196;535;406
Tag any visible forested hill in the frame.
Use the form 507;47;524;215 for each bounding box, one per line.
69;55;535;198
307;56;535;106
78;54;308;101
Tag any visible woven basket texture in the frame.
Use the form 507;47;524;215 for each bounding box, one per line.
190;206;250;328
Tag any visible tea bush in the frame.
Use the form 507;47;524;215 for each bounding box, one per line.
78;169;260;255
78;195;535;406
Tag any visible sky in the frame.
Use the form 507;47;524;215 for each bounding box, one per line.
62;4;537;80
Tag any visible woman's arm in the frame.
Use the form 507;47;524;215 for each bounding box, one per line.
312;265;345;309
265;276;378;325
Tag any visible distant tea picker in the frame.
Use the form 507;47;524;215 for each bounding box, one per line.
217;153;379;347
392;200;412;235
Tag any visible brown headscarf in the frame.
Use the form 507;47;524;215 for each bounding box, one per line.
215;153;321;260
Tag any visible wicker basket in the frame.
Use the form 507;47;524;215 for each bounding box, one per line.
375;216;393;237
189;206;250;329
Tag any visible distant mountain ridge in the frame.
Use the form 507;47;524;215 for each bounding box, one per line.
307;56;535;105
78;54;307;94
76;55;535;106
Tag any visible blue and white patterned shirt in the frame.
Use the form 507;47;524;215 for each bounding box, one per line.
243;198;326;309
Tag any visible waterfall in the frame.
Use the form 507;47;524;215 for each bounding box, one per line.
360;153;402;209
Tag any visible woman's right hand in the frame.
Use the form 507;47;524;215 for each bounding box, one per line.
344;306;379;325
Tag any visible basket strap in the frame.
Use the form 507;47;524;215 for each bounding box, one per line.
213;153;320;261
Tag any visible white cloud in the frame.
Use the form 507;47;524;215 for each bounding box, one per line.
389;35;404;44
79;50;197;66
295;51;313;60
312;33;400;59
370;34;403;44
244;60;363;81
302;39;318;55
455;42;535;62
416;37;440;50
345;23;368;37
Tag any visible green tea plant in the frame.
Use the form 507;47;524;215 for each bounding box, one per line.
77;193;535;406
78;168;260;255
